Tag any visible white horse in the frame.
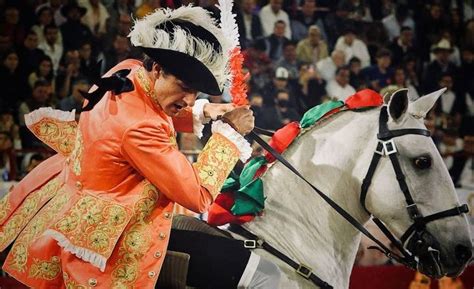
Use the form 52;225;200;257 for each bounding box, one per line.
226;89;472;289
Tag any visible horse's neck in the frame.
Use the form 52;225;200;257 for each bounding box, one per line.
244;109;379;289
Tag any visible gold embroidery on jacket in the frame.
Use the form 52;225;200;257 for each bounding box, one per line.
51;195;131;258
64;274;91;289
30;119;77;155
28;256;61;280
193;133;239;197
0;177;62;250
6;187;70;274
136;67;159;105
111;182;159;289
0;193;11;225
69;130;83;176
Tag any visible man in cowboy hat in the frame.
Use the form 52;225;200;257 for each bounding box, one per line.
422;39;458;93
0;4;281;289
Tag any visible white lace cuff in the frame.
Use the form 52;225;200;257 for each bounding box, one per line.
211;120;252;162
192;99;211;138
25;107;76;126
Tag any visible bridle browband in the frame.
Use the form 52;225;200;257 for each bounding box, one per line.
359;106;469;272
233;106;469;288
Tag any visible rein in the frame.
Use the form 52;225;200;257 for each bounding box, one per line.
232;106;469;287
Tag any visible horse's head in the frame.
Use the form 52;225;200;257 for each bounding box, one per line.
363;88;472;278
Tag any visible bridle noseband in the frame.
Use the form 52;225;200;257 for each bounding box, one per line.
359;106;469;273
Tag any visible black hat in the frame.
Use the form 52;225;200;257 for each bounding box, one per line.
129;6;229;95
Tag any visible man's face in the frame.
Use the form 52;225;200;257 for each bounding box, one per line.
344;33;355;45
274;78;287;89
439;76;453;90
38;9;53;25
241;0;255;14
336;69;350;86
153;68;198;116
394;69;405;84
5;8;19;25
3;52;18;71
436;50;451;63
400;29;413;45
283;45;296;61
79;43;92;60
32;85;50;103
350;61;361;74
270;0;282;13
0;133;12;151
332;51;345;67
45;28;59;44
302;0;315;16
377;55;391;69
24;34;39;49
308;28;320;45
274;22;286;37
113;36;130;54
39;59;52;76
430;5;441;19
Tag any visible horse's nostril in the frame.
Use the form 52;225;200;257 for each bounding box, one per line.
455;245;472;263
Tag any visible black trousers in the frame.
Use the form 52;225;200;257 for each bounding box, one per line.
167;229;251;289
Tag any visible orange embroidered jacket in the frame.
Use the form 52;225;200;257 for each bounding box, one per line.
0;59;251;289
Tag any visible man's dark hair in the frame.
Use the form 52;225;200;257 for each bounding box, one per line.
33;79;50;89
43;23;58;34
400;26;412;33
349;56;361;64
336;65;350;75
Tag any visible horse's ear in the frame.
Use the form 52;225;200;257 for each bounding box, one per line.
388;88;409;121
408;88;446;119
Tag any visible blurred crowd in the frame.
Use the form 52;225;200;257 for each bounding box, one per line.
0;0;473;270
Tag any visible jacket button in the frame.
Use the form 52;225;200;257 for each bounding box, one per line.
75;181;82;190
154;251;162;258
159;232;166;240
148;271;156;278
88;278;97;286
164;212;171;219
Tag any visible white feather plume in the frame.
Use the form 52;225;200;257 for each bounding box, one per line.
217;0;241;85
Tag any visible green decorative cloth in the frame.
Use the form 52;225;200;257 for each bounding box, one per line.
300;101;344;128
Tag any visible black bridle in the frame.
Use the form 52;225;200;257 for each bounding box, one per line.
237;106;469;288
359;106;469;274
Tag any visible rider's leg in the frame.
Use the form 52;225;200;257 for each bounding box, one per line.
237;252;282;289
166;229;281;289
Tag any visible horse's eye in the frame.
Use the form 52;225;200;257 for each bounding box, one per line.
414;156;431;170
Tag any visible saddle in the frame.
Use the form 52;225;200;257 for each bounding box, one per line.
156;215;230;289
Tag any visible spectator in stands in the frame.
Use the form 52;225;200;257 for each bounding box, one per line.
458;47;474;97
296;25;328;65
60;2;93;51
236;0;263;49
17;30;45;81
78;41;95;79
300;63;327;109
32;6;63;47
0;49;29;111
291;0;327;42
389;26;416;67
417;3;449;62
422;39;458;94
102;34;132;72
391;66;419;101
430;30;462;67
264;20;290;61
361;48;393;92
260;89;300;130
25;153;45;174
275;41;299;80
259;0;291;39
326;65;356;101
339;0;372;23
382;4;414;42
0;6;26;48
249;93;265;128
38;23;63;73
324;3;352;46
58;78;89;117
80;0;110;50
242;39;273;90
0;131;13;181
434;73;465;124
28;55;55;92
402;54;420;92
56;49;84;99
36;0;67;27
18;80;54;148
261;67;299;109
334;26;371;68
0;108;20;151
316;49;346;82
348;57;365;90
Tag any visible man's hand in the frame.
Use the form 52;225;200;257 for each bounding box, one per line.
221;106;254;136
203;103;235;120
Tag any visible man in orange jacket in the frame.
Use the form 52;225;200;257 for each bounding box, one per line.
0;4;281;289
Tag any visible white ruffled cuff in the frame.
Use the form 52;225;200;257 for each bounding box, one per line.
25;107;76;126
211;120;252;162
192;99;211;139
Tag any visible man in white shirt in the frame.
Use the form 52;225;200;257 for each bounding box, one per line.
326;66;356;101
259;0;291;39
38;23;63;73
334;27;371;68
316;49;345;82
